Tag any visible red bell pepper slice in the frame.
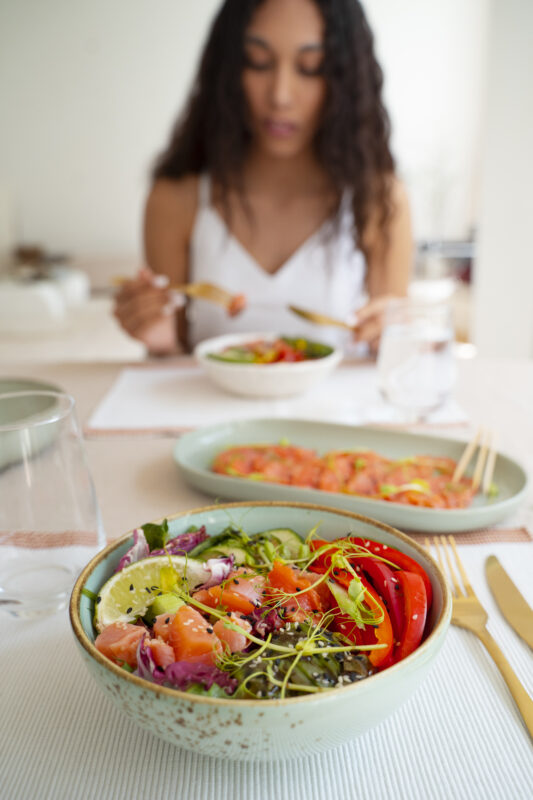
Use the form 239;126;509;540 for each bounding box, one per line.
350;557;404;642
347;537;433;608
394;570;428;661
330;571;394;668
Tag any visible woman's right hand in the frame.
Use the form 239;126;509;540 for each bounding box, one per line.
113;268;182;355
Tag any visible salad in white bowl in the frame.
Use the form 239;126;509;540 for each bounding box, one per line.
194;332;342;397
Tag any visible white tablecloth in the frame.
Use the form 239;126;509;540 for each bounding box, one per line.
1;542;532;800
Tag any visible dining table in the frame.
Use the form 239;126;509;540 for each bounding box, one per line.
1;354;532;800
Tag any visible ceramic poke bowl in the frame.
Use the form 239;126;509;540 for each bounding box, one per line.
70;501;451;761
194;332;342;397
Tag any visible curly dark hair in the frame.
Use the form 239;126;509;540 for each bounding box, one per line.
153;0;395;265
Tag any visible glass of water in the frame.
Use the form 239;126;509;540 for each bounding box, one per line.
0;390;105;618
377;298;456;422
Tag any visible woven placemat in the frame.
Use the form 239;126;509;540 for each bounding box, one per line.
406;527;532;545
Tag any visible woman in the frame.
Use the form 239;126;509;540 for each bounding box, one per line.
114;0;412;355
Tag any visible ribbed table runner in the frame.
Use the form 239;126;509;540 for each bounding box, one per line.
1;542;532;800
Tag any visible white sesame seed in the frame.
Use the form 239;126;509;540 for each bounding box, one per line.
412;614;418;620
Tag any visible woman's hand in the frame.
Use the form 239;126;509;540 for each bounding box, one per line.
113;268;182;355
352;295;399;354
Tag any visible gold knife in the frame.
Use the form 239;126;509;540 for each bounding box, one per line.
485;555;533;649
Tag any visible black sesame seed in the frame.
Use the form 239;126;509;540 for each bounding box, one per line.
145;587;151;593
129;584;134;592
96;596;101;604
206;628;214;634
126;607;132;614
295;587;301;592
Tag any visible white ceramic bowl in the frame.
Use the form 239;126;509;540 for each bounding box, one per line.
70;501;451;762
194;332;342;397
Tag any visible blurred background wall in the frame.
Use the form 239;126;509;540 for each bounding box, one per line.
0;0;531;355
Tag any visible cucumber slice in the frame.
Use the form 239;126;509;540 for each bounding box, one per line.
188;529;241;558
207;348;256;363
257;528;307;559
200;544;251;565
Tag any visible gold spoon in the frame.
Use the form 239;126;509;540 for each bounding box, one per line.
288;304;354;330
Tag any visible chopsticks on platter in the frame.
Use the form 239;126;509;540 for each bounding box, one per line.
452;427;497;495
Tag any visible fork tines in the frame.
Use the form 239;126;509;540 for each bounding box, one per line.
428;535;473;597
452;427;497;495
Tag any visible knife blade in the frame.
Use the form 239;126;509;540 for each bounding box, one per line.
485;555;533;649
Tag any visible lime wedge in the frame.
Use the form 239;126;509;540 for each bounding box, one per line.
94;556;211;632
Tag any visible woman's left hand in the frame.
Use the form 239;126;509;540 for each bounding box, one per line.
352;295;399;354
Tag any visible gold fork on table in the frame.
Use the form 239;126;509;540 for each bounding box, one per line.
427;535;533;738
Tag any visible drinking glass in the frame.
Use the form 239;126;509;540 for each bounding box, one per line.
377;298;456;422
0;390;105;618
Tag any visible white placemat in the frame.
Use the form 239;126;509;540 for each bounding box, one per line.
86;365;468;434
1;542;532;800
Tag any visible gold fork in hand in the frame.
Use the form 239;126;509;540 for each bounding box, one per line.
288;305;354;330
113;277;245;314
427;535;533;738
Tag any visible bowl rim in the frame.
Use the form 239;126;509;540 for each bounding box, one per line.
194;331;342;371
70;500;451;708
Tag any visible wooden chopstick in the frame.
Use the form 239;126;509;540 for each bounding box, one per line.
471;430;490;492
482;436;497;495
452;428;482;483
453;427;498;495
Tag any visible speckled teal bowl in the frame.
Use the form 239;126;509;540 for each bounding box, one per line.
70;502;451;761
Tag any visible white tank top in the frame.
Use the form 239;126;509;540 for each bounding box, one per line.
188;174;367;350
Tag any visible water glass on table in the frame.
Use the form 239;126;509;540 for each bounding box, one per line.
377;298;456;422
0;390;105;618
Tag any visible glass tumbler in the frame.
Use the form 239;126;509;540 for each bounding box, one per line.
0;390;105;618
377;298;456;422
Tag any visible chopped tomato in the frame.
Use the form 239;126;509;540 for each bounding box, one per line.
227;293;247;317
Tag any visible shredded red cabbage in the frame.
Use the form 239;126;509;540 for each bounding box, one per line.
136;635;166;684
197;556;234;589
115;527;209;573
164;661;237;694
150;527;208;557
115;529;150;572
249;606;284;638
